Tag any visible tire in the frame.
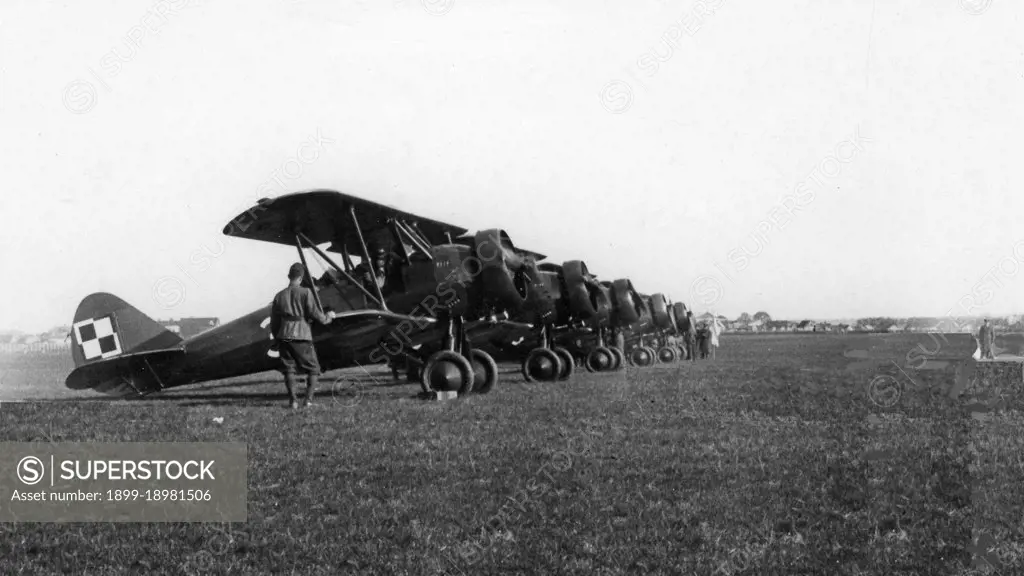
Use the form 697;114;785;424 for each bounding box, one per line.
421;350;474;395
629;346;654;367
657;346;678;363
608;346;624;370
553;347;575;380
468;349;499;394
522;348;563;383
586;346;615;372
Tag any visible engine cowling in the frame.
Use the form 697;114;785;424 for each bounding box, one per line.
609;279;643;326
563;260;607;321
429;243;474;317
521;259;562;325
473;228;530;313
671;302;688;332
592;283;612;327
665;298;679;332
650;293;672;330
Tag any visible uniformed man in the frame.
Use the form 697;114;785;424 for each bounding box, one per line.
270;262;335;409
979;319;995;359
698;322;711;359
683;311;697;362
353;246;388;295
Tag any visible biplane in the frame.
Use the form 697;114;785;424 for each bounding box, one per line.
599;292;690;367
459;259;639;380
544;276;652;372
65;190;548;397
467;267;657;377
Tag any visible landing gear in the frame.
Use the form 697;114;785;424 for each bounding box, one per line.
522;347;563;382
608;346;624;370
520;324;565;383
553;347;574;381
469;349;498;394
417;313;498;395
421;350;474;395
657;346;678;363
585;346;615;372
629;346;655;367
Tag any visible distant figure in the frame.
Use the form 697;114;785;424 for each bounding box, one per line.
979;319;995;360
709;316;723;359
697;322;711;359
683;311;697;362
271;262;335;409
354;247;386;290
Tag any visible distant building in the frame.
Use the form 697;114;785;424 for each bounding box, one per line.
796;320;816;332
767;320;797;332
158;317;220;340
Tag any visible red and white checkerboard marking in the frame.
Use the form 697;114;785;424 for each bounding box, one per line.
73;315;123;361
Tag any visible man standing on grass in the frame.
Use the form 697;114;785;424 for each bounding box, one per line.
697;322;710;359
683;311;697;362
979;319;995;360
271;262;335;409
709;314;723;360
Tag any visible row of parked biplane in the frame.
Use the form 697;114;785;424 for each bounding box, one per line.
65;190;696;397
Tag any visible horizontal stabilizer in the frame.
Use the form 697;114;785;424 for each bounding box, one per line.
65;348;185;395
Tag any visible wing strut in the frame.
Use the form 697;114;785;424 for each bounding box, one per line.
298;232;387;310
349;204;387;307
294;234;326;314
407;221;438;251
394;219;433;260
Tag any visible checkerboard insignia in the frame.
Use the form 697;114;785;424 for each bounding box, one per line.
73;315;123;361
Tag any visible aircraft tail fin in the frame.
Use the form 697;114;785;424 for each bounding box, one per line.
69;292;183;369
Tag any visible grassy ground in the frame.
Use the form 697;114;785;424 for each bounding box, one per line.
0;332;1020;575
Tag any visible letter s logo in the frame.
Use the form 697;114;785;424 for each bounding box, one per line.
18;456;45;485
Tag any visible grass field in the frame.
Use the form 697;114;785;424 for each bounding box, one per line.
0;332;1021;575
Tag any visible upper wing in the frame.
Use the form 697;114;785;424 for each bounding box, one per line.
222;189;468;253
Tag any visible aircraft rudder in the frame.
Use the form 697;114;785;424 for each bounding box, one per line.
70;292;183;368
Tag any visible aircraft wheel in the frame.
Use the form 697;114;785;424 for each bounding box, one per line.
645;346;658;364
585;346;615;372
657;346;678;363
522;348;562;383
629;346;654;367
421;350;474;395
553;347;574;381
468;349;498;394
608;346;624;371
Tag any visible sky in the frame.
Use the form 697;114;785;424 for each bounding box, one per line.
1;0;1022;333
